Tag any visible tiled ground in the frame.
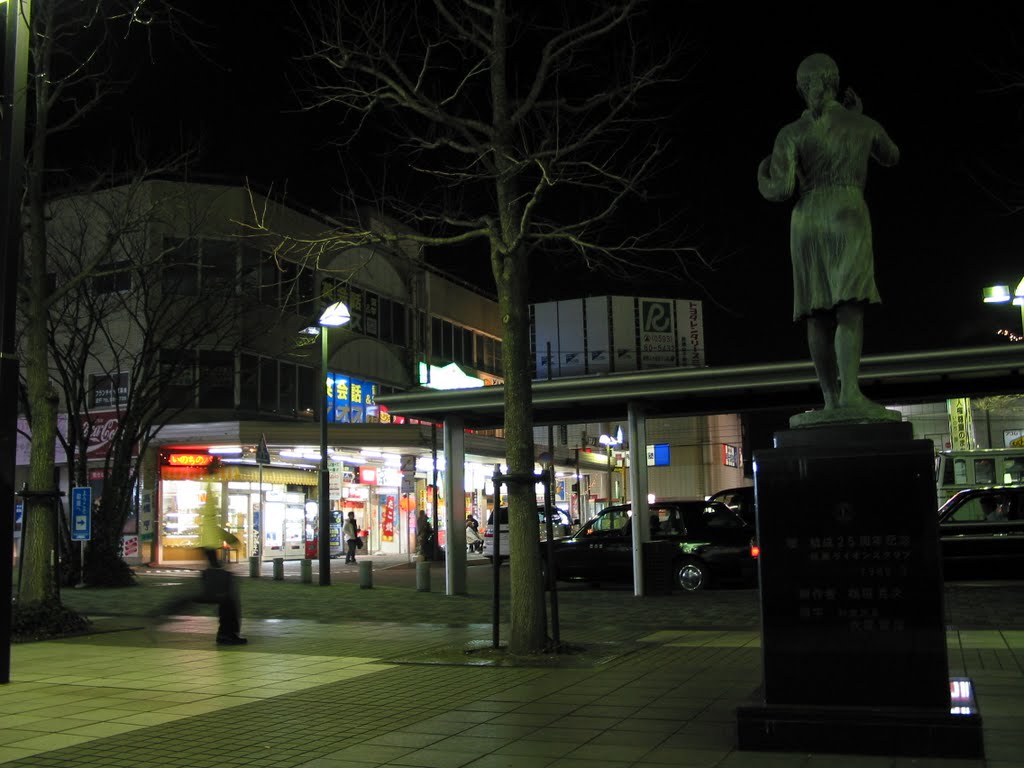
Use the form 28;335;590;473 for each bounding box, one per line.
1;567;1020;767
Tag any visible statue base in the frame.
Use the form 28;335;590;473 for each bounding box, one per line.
738;422;984;758
790;402;901;429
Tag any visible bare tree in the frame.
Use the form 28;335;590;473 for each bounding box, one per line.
43;178;258;587
270;0;697;653
17;0;192;608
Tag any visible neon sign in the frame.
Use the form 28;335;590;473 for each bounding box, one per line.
164;453;215;467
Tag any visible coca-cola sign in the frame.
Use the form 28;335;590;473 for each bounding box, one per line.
16;410;130;465
85;412;121;460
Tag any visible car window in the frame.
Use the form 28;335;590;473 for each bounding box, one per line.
702;504;745;529
1005;459;1024;485
947;494;1010;523
651;508;685;536
974;459;996;485
586;509;630;535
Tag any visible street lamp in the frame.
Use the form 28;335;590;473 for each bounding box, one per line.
598;427;623;505
317;301;350;586
982;278;1024;340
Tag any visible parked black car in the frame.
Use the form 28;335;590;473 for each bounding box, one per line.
541;500;759;591
938;486;1024;578
707;486;756;526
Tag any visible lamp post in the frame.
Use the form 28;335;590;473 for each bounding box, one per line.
982;279;1024;340
598;427;622;505
317;301;350;586
1;0;31;686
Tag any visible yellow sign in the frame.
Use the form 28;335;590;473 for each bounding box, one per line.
946;398;975;451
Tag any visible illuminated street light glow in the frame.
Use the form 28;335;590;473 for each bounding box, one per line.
319;301;351;327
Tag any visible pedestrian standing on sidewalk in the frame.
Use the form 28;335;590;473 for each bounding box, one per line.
343;511;360;564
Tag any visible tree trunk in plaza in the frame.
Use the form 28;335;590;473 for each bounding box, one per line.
495;250;546;653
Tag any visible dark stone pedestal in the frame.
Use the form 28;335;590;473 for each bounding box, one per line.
736;422;984;758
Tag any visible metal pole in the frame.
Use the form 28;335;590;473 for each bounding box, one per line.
431;424;439;561
543;468;560;645
491;464;501;648
318;326;331;585
256;462;263;567
574;447;581;526
544;343;559;643
1;0;31;686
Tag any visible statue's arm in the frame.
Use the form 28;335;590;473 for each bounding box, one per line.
871;125;899;167
757;130;796;202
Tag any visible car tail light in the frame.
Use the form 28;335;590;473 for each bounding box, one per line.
750;540;760;558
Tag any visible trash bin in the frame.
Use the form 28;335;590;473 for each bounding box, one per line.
642;540;675;595
300;558;312;583
272;557;284;580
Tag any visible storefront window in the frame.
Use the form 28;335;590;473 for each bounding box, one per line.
160;480;222;562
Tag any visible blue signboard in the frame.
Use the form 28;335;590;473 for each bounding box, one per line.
71;487;92;542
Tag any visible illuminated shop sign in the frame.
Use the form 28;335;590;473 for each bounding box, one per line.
359;466;377;485
162;452;216;467
417;361;485;390
326;373;379;424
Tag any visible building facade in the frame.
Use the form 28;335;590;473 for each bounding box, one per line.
16;181;508;566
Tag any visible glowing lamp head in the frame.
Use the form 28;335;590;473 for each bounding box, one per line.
983;285;1011;304
319;301;351;327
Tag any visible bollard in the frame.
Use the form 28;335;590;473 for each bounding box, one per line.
249;556;260;579
272;557;284;580
359;560;373;589
300;558;312;584
416;559;430;592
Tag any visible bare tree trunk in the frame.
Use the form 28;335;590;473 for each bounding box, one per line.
19;44;59;604
499;245;546;653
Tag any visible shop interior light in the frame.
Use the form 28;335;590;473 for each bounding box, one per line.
208;446;243;455
280;448;322;460
360;449;384;458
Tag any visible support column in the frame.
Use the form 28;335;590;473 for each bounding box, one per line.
443;415;466;595
627;402;649;597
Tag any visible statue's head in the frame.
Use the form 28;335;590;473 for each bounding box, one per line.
796;53;839;112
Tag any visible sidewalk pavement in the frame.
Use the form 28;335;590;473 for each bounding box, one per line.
0;556;1021;767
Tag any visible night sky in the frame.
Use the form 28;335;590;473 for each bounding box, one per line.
63;2;1024;367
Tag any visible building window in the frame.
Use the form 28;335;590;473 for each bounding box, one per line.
279;362;297;416
198;351;235;409
162;238;199;296
240;354;259;410
259;358;278;412
200;239;237;298
159;349;196;408
92;261;132;294
297;366;315;417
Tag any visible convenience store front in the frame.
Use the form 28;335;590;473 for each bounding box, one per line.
158;453;319;563
151;421;511;565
